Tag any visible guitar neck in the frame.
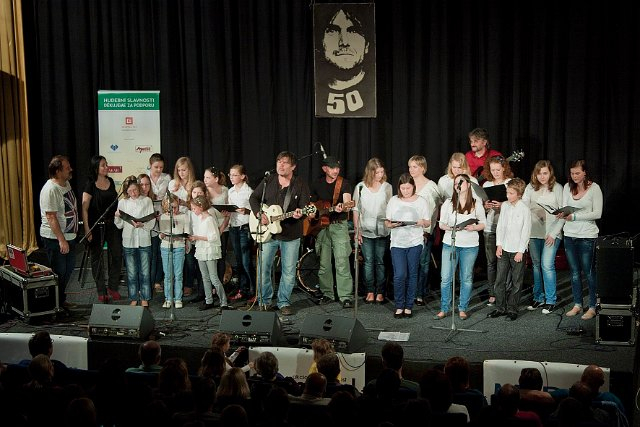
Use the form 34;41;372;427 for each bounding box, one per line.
271;210;298;222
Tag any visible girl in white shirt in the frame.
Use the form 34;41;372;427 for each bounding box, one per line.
385;173;431;319
204;167;231;291
561;160;603;320
435;174;486;321
353;158;393;304
227;165;256;302
189;195;232;311
114;176;156;307
522;160;564;314
158;194;190;309
437;152;479;203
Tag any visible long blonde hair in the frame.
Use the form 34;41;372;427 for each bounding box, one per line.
172;157;196;192
446;153;470;178
362;158;387;187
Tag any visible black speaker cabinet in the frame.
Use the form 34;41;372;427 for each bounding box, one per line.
596;241;634;304
219;311;284;346
299;314;367;353
88;304;155;340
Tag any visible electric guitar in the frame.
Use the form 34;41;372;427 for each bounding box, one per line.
474;149;525;184
249;204;317;243
304;200;355;236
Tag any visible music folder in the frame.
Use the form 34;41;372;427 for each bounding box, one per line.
212;204;240;212
483;185;507;202
118;211;157;225
536;203;581;215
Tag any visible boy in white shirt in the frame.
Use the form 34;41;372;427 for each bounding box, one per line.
488;178;531;321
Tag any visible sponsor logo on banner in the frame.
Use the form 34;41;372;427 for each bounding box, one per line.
110;144;119;152
108;166;122;174
125;116;134;125
135;146;153;154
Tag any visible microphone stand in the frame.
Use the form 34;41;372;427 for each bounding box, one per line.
432;182;484;341
79;189;123;302
352;184;364;318
167;192;177;321
254;173;270;311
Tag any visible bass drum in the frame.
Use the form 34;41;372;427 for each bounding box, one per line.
296;249;321;297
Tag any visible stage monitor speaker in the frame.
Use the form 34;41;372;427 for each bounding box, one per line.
219;311;284;346
299;314;367;353
88;304;155;340
596;240;634;304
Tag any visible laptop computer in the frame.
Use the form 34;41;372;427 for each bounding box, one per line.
6;244;52;278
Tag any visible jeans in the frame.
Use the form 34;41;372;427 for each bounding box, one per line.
230;225;256;294
315;222;353;301
199;259;227;306
416;234;434;298
391;245;422;310
184;250;203;296
440;244;479;312
258;238;300;308
87;221;123;295
42;237;77;305
123;246;152;302
161;246;185;302
361;236;388;295
529;237;561;305
494;251;526;314
217;231;229;288
564;236;597;309
150;234;164;285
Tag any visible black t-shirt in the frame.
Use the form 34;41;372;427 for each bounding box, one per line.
311;176;353;222
83;177;118;225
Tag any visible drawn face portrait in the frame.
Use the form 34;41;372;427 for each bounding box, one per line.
323;10;368;70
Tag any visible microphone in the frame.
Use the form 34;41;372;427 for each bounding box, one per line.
457;180;463;190
359;184;363;195
319;143;327;160
264;170;272;177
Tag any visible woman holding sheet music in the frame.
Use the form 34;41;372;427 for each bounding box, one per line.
522;160;564;314
114;176;156;307
561;160;603;320
81;155;123;303
435;174;486;321
481;156;513;306
204;167;231;288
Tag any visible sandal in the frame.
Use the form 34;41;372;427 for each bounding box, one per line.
459;311;468;320
141;300;149;308
129;300;138;306
364;293;375;304
433;311;447;320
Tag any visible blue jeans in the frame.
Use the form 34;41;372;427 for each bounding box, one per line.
361;236;388;295
391;245;422;310
440;244;479;312
416;234;434;298
123;246;152;302
529;238;561;305
230;225;255;295
564;236;597;309
258;238;300;308
199;259;227;306
150;235;164;285
161;246;185;302
42;237;77;305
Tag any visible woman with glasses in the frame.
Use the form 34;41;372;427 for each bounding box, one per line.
481;156;514;306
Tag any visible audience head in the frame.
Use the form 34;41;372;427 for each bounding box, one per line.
569;381;597;405
580;365;605;393
304;372;327;397
217;367;250;399
263;387;290;424
193;376;217;413
210;332;232;353
139;340;161;367
65;397;97;427
28;330;54;358
316;353;341;383
328;391;357;425
28;354;54;384
381;341;404;371
158;358;191;394
518;367;544;391
220;404;249;427
255;351;279;380
419;368;453;413
311;338;335;362
496;383;520;416
444;356;471;392
375;368;401;399
199;347;226;379
556;397;591;427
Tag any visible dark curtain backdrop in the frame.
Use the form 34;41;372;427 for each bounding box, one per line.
21;0;640;235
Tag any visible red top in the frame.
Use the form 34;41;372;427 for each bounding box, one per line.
465;148;502;177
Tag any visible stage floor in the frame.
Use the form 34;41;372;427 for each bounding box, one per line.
0;260;637;423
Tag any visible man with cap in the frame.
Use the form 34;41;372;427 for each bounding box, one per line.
310;156;354;308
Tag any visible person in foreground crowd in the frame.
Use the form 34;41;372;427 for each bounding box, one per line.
81;155;123;303
114;175;155;307
435;174;486;321
522;160;564;314
560;160;603;320
385;173;431;319
126;340;162;373
487;178;531;321
353;157;392;304
249;151;311;316
40;155;79;310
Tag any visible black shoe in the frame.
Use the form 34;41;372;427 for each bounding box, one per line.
190;295;205;304
317;296;335;305
505;312;518;321
527;301;543;311
542;304;556;314
364;298;374;304
488;309;506;318
199;303;215;311
220;305;235;310
414;298;426;306
342;299;353;309
280;305;295;316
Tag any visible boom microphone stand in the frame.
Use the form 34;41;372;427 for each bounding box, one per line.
432;181;484;341
352;184;364;318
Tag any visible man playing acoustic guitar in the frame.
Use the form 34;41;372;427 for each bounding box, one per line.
249;151;312;316
310;156;355;308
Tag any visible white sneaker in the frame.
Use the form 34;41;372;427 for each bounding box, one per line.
175;301;183;309
162;301;171;308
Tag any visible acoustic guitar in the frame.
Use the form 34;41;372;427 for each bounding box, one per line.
304;200;355;236
474;149;525;185
249;204;317;243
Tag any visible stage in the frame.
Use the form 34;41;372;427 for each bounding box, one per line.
0;254;638;424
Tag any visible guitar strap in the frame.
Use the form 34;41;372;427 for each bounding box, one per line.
332;176;343;205
282;176;294;212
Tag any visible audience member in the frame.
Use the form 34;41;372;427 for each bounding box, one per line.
363;342;419;399
215;367;255;420
250;351;301;402
419;368;470;423
126;340;162;373
308;338;339;380
518;368;556;422
20;355;67;426
445;355;488;420
19;330;70;384
172;376;220;427
220;404;249;427
316;353;359;398
327;390;359;427
65;397;98;427
210;332;252;372
199;348;226;385
498;384;543;427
